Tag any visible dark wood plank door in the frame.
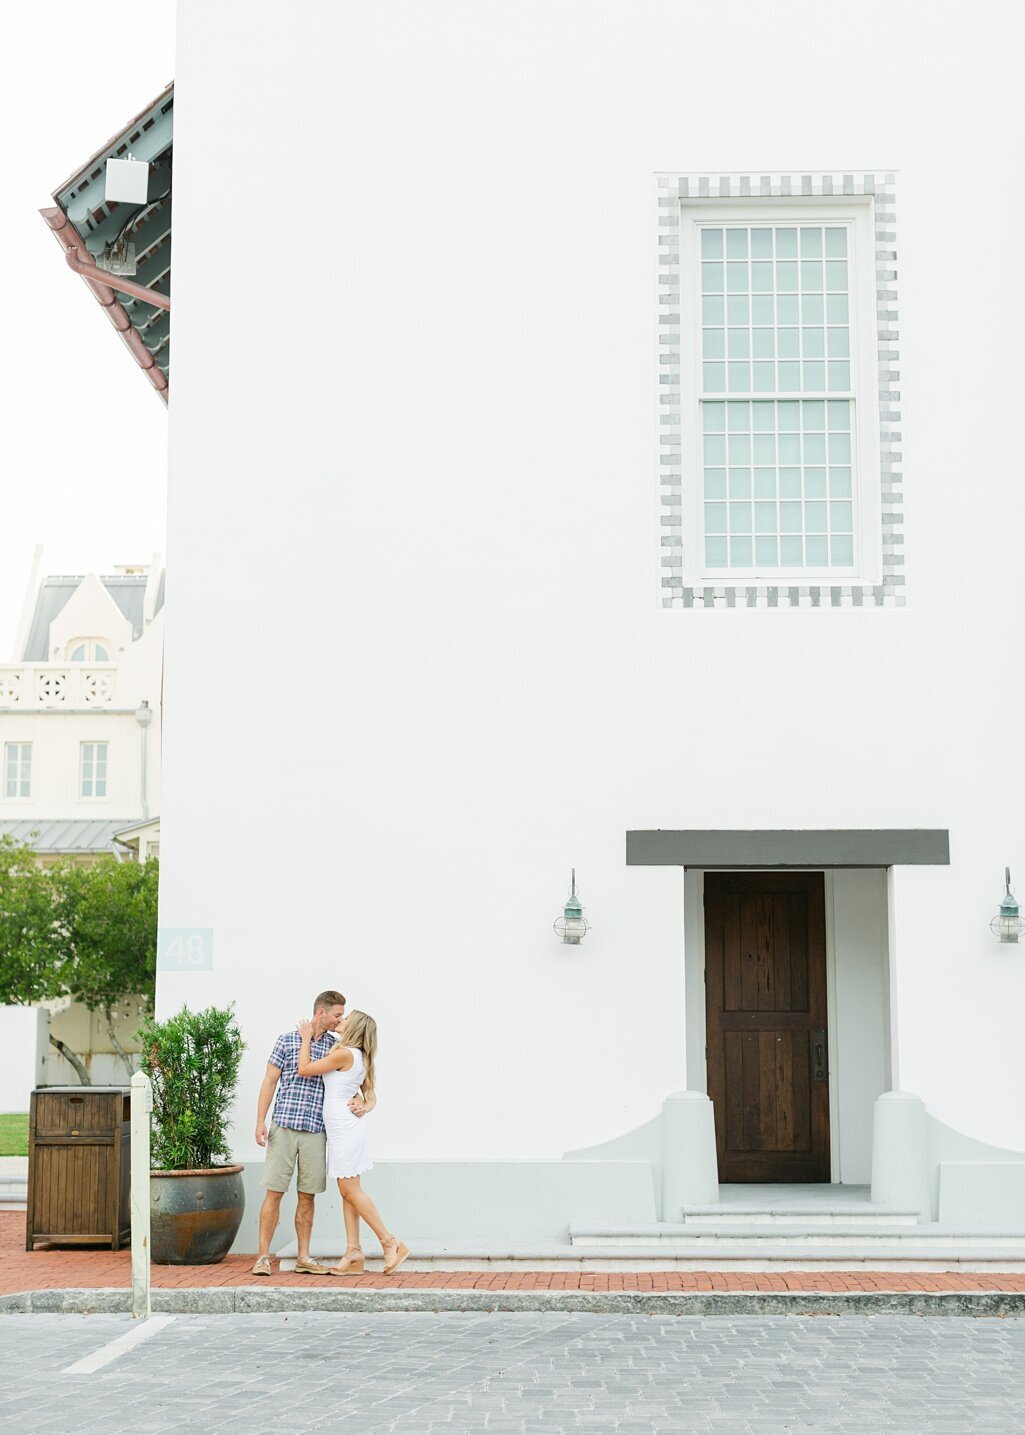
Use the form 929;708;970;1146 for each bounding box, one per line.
704;871;830;1182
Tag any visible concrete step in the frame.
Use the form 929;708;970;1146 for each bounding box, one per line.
281;1233;1025;1273
679;1202;921;1228
0;1176;27;1204
570;1224;1025;1250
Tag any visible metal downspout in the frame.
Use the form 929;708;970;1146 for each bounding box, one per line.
40;206;170;395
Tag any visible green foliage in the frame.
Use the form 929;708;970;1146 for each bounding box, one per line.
0;837;59;1004
0;838;157;1011
138;1005;245;1170
57;858;158;1013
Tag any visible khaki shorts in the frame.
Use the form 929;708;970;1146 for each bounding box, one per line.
261;1124;327;1195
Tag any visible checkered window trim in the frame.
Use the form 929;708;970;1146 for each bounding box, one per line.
659;171;903;609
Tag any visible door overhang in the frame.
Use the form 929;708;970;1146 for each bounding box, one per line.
626;829;950;869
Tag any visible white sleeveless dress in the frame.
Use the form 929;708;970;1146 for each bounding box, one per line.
322;1046;373;1179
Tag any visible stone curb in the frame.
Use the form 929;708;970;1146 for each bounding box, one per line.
3;1287;1025;1317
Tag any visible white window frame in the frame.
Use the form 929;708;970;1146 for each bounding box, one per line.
679;196;882;587
4;742;31;799
80;741;109;800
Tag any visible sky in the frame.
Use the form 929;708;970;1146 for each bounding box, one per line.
0;3;176;657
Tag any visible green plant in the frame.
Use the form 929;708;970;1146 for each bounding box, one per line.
0;837;158;1082
137;1005;245;1170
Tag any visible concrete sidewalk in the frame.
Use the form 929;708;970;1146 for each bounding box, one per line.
7;1212;1025;1315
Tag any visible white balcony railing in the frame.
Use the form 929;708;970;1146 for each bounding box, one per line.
0;664;118;708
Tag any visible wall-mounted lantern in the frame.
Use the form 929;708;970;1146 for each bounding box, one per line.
991;868;1024;944
554;869;590;945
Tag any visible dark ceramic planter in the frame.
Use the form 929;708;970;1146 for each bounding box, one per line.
150;1164;246;1265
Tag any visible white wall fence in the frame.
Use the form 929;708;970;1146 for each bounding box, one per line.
0;663;118;707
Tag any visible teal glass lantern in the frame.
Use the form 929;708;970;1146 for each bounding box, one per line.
991;868;1024;944
554;870;590;945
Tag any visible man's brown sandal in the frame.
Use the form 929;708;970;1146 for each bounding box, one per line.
251;1256;273;1276
293;1258;332;1275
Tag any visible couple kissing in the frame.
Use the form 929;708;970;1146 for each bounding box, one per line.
252;989;408;1277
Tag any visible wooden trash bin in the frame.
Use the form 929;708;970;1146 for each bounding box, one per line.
26;1086;132;1252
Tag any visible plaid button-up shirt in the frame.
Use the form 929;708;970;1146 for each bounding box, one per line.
268;1029;336;1133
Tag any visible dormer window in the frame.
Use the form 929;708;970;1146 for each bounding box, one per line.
68;640;111;662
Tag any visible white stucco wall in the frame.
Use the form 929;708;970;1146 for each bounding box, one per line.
160;0;1025;1170
43;998;147;1087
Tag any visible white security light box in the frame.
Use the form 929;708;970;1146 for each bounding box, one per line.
105;156;150;204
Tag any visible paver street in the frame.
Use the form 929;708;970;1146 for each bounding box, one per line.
0;1311;1023;1434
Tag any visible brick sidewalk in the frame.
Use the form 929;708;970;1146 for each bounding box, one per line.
6;1212;1025;1296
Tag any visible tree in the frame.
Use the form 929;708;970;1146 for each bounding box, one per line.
0;837;58;1003
0;836;159;1083
57;857;159;1076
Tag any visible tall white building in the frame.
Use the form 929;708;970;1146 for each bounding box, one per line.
61;3;1025;1264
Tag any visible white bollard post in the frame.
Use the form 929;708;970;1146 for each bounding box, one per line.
130;1070;152;1319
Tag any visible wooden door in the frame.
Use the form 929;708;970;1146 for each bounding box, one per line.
704;871;830;1182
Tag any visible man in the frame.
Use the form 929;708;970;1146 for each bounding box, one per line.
251;988;374;1275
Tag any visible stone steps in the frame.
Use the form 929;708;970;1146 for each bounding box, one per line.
0;1170;27;1205
570;1224;1025;1251
284;1231;1025;1273
677;1202;921;1228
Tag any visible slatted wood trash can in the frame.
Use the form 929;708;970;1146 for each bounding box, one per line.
26;1086;132;1251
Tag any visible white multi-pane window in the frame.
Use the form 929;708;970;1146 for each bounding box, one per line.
681;200;881;584
80;741;109;798
4;743;31;798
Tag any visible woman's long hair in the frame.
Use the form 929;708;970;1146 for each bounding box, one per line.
338;1010;377;1102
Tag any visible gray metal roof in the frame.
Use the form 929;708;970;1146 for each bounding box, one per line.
21;574;163;661
0;819;133;854
111;816;160;838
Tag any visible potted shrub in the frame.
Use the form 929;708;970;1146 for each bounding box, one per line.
137;1004;246;1265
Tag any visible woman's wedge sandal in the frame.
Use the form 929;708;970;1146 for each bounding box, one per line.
328;1247;365;1275
382;1238;410;1275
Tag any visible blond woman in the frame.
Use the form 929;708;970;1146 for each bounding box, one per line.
297;1010;408;1275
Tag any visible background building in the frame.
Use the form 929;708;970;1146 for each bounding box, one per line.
0;549;163;1090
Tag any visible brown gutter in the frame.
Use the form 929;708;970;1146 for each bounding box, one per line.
41;206;169;399
64;243;171;311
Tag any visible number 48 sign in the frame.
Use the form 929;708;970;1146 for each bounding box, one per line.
157;928;214;971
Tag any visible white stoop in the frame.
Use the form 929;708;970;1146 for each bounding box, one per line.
674;1183;920;1228
560;1184;1025;1272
